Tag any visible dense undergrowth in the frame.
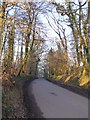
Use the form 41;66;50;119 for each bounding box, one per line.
49;66;90;89
2;73;26;118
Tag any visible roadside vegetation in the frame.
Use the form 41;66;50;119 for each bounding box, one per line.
0;0;90;118
44;1;90;88
2;73;26;118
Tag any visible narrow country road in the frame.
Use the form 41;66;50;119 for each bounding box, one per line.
28;78;88;118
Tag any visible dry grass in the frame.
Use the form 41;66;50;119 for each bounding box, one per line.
79;75;90;87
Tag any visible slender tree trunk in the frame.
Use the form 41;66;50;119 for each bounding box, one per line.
7;24;15;75
68;2;80;66
0;2;7;56
17;16;37;76
20;38;23;62
0;2;7;75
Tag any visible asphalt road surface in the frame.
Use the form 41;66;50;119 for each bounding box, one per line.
28;78;88;118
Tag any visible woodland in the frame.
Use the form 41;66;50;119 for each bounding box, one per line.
0;0;90;118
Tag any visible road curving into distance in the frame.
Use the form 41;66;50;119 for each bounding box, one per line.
28;78;88;118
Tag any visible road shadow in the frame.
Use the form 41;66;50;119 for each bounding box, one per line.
23;77;46;118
